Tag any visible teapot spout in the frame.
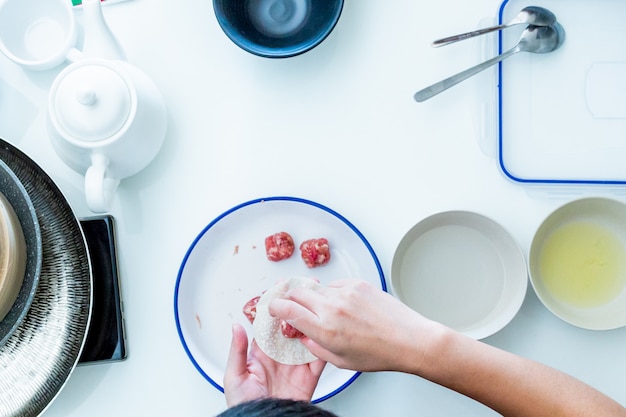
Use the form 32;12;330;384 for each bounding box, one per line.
81;0;126;60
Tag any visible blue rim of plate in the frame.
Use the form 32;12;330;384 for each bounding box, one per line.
174;196;386;403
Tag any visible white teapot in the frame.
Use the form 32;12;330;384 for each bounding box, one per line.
47;0;167;213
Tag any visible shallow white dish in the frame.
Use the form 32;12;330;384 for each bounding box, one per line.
391;211;527;340
174;196;385;402
529;197;626;330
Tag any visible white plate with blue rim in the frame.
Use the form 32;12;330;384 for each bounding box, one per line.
174;196;385;402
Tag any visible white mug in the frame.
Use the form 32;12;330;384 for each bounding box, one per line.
0;0;79;70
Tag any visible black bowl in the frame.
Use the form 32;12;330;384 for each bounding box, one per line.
214;0;344;58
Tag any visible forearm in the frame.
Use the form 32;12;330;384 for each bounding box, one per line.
411;326;626;417
272;279;626;416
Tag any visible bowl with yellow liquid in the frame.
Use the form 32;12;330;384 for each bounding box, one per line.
529;197;626;330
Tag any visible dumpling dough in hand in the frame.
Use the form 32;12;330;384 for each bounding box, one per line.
253;277;320;365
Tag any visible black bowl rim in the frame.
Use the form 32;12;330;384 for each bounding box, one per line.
213;0;344;58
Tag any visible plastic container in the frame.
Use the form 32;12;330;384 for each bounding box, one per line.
495;0;626;185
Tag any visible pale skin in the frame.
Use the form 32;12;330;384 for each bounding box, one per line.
224;322;325;406
225;279;626;417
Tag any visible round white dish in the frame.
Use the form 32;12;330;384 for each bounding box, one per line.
391;211;527;340
174;196;385;403
529;197;626;330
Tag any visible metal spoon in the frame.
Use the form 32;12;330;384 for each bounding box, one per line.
414;23;565;102
432;6;557;47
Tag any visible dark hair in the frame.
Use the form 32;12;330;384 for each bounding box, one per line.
216;398;340;417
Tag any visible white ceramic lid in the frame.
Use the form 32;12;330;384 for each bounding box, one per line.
52;62;131;142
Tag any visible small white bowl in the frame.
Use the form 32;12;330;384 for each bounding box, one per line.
0;191;26;322
391;211;528;340
529;197;626;330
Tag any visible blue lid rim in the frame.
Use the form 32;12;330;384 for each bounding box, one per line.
496;0;626;185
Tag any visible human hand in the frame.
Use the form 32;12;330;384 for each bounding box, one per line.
270;280;626;417
223;323;326;407
269;279;441;373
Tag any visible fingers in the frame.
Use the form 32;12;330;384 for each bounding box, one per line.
269;297;316;324
299;337;343;368
263;279;324;325
300;337;329;360
283;285;327;313
269;280;358;337
224;323;249;382
270;279;362;319
308;357;327;378
326;278;361;289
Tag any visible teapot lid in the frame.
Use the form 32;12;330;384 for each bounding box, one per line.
52;61;132;142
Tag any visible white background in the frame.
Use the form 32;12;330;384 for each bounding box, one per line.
0;0;623;416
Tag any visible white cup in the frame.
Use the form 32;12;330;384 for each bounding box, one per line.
0;0;79;70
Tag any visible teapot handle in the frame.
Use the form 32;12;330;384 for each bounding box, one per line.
85;153;120;213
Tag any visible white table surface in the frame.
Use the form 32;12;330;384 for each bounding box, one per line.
0;0;624;416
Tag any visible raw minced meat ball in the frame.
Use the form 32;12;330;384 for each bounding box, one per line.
265;232;295;262
299;238;330;268
243;296;260;324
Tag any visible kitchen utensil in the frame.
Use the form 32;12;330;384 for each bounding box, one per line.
0;190;27;321
0;195;26;324
0;0;78;70
497;0;626;185
48;0;166;213
414;23;565;102
213;0;344;58
0;139;91;417
432;6;556;47
0;160;42;348
391;211;527;340
529;197;626;330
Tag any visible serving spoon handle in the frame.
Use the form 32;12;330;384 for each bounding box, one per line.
413;46;520;102
432;6;557;47
432;24;507;47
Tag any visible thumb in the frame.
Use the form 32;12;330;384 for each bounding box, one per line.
224;323;249;383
